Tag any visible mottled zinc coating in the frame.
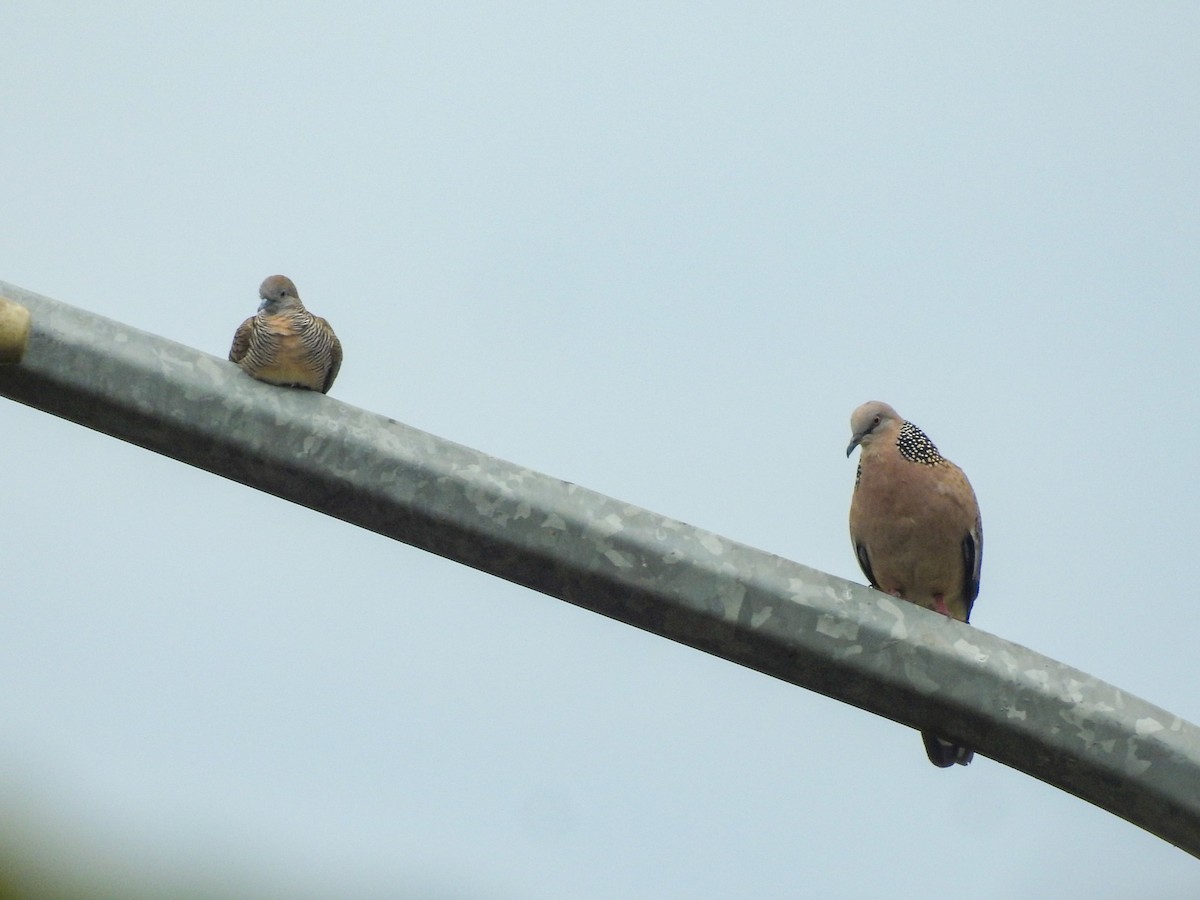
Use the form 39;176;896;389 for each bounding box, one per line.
1;278;1199;857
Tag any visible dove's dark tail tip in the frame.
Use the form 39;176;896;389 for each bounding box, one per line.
922;732;974;768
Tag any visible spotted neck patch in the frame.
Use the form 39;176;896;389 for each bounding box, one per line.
897;421;944;465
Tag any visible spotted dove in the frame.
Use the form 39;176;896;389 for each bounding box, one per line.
846;401;983;767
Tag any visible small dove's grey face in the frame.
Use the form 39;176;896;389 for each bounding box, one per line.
257;274;300;311
847;400;899;456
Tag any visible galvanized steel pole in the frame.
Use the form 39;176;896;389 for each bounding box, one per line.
2;279;1198;856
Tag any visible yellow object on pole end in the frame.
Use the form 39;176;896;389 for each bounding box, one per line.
0;296;32;364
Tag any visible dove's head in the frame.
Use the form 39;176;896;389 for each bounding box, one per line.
258;275;302;312
847;401;901;457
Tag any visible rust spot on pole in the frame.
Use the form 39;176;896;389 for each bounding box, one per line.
0;296;31;364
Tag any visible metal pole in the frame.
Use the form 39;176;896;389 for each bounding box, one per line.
2;279;1198;856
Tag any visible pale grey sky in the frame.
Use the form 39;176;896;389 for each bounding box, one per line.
1;3;1197;897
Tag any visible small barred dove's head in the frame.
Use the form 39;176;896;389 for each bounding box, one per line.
258;275;302;312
